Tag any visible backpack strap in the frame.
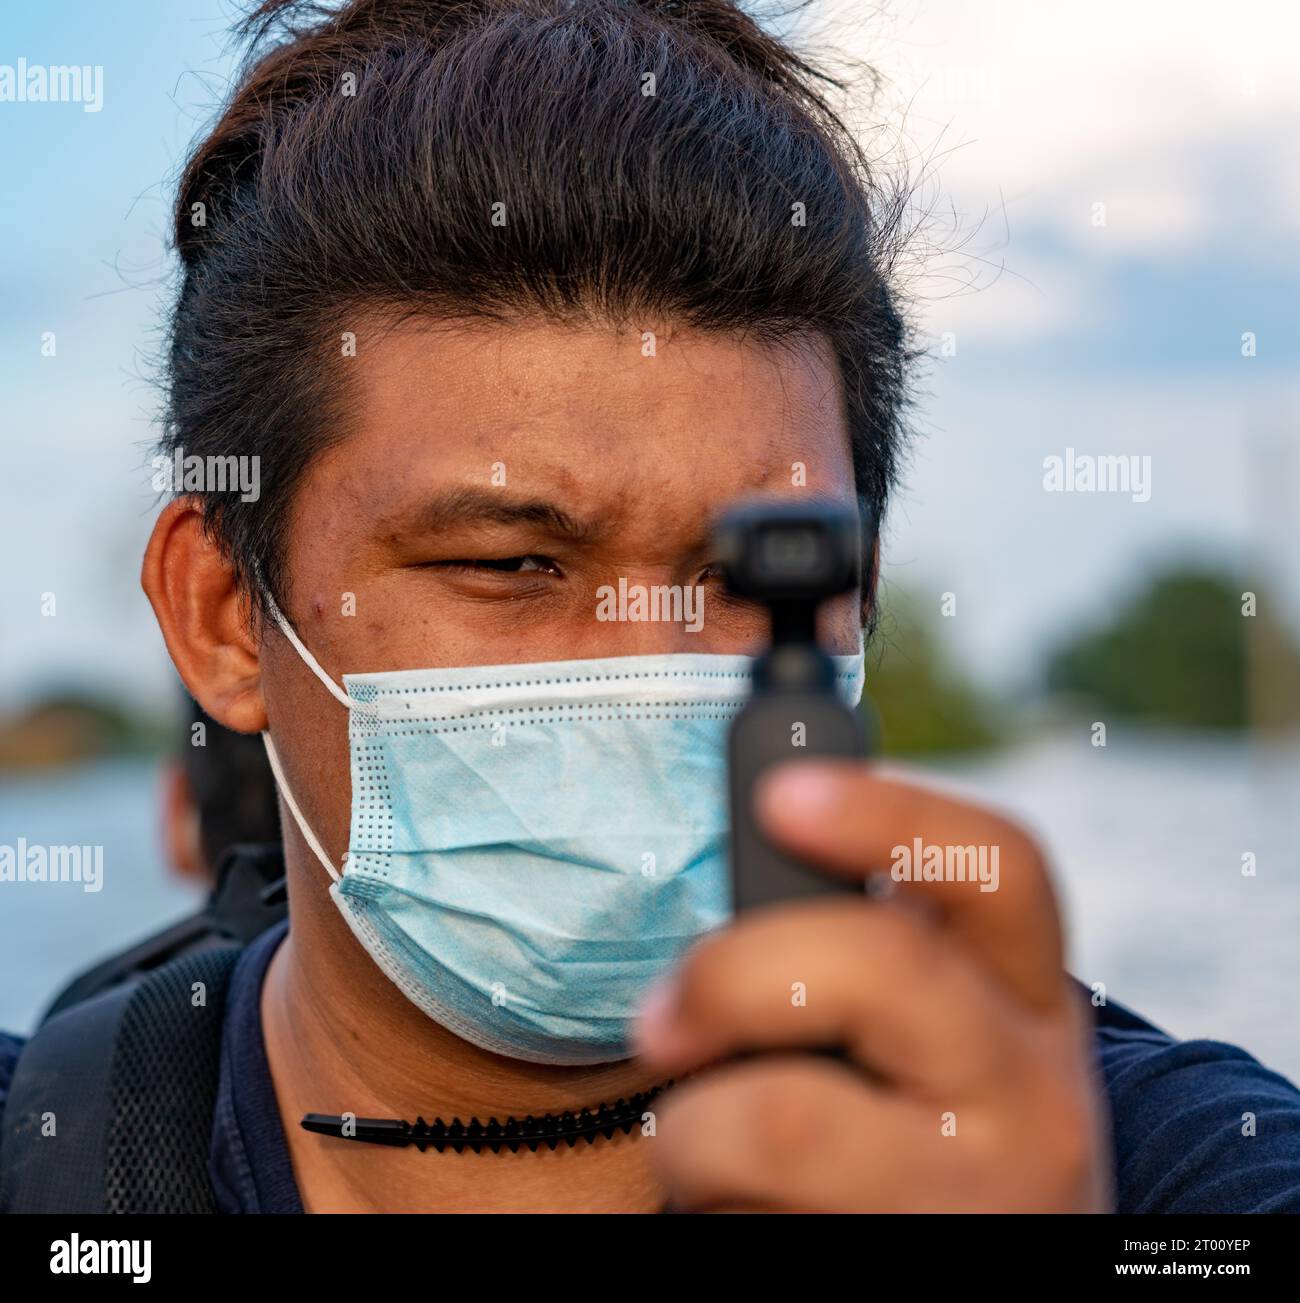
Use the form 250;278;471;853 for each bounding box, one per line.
40;842;286;1025
1;946;242;1213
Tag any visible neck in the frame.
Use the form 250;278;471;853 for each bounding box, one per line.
260;875;668;1213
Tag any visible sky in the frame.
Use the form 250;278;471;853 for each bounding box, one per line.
830;0;1300;681
2;0;1298;711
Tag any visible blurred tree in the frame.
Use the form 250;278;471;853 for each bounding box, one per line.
0;691;171;771
862;587;1001;756
1044;566;1300;731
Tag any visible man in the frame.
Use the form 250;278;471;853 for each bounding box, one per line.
7;321;1299;1213
4;0;1299;1213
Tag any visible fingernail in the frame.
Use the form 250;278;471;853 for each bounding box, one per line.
633;974;683;1063
756;762;841;821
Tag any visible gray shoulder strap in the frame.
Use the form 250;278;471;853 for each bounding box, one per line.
0;946;241;1213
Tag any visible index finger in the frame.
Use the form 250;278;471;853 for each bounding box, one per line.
754;760;1066;1015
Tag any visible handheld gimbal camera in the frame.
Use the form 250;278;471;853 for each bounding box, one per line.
716;497;872;913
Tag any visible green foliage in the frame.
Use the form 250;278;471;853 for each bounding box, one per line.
1045;566;1300;730
863;588;1002;757
0;691;172;771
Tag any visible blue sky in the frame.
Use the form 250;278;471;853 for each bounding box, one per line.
2;1;247;710
2;0;1297;711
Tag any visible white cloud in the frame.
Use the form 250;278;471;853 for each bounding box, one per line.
822;0;1300;314
914;252;1093;345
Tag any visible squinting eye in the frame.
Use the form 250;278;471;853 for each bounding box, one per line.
462;555;558;574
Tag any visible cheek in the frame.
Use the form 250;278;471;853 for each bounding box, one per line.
818;590;865;653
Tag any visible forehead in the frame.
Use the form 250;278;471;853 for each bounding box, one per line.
333;316;854;524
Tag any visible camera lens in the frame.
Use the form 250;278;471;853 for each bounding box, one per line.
757;525;824;579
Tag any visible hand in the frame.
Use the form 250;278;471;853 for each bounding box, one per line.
633;760;1113;1212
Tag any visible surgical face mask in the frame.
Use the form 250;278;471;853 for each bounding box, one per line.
260;597;866;1065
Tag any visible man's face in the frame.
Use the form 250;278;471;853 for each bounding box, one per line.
260;317;860;863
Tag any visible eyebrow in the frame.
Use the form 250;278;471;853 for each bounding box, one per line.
396;486;602;544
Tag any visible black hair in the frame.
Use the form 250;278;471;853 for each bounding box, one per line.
162;0;914;615
181;694;281;870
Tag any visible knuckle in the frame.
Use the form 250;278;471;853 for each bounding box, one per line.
872;903;941;976
987;815;1045;875
744;1068;825;1171
1021;1070;1103;1193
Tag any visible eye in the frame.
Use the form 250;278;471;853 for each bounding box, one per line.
438;555;561;576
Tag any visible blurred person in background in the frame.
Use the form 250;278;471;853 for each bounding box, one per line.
39;694;283;1020
162;693;281;889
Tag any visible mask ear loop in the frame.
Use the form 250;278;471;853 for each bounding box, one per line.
261;731;341;884
257;586;378;884
262;590;366;712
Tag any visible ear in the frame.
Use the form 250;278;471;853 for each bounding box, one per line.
141;498;268;734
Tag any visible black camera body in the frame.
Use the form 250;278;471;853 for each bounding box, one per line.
717;498;870;912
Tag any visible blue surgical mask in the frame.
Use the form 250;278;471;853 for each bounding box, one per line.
261;597;866;1065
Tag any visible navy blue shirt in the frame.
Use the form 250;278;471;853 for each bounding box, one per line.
207;920;302;1214
3;921;1300;1212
